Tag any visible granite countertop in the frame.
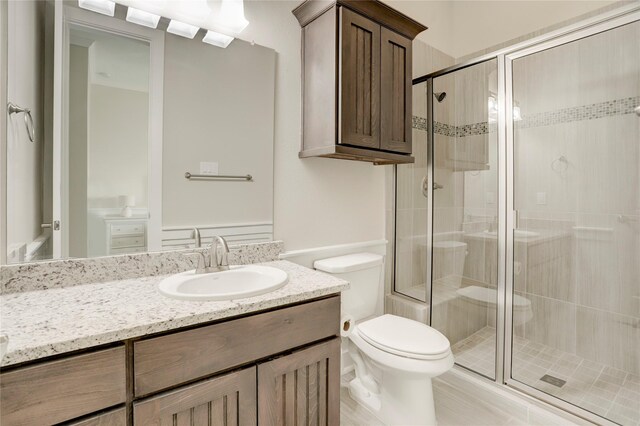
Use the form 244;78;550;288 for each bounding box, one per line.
0;260;349;367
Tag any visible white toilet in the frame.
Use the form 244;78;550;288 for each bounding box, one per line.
314;253;454;426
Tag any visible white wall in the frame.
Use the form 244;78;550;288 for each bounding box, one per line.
241;1;387;251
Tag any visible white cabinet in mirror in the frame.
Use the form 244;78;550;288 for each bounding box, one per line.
1;1;276;264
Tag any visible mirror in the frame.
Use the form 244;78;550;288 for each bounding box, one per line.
3;1;276;264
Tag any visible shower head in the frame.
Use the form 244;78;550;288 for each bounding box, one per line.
434;92;447;103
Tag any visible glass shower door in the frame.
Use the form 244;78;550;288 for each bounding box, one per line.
509;20;640;425
430;59;499;380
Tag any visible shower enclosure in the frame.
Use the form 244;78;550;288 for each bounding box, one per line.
395;5;639;425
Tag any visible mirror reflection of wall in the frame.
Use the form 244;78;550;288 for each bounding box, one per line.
2;2;276;264
5;0;54;264
68;27;150;258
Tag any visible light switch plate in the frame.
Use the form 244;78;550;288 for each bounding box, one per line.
200;162;219;175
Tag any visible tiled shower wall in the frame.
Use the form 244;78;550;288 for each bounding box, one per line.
388;20;639;377
510;21;640;374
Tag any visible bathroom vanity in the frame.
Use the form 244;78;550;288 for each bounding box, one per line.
0;254;347;426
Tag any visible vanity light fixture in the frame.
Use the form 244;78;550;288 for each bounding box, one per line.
202;30;234;48
126;7;161;29
79;0;248;48
167;20;199;39
217;0;249;34
78;0;116;16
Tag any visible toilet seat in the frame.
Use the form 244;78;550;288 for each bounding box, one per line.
357;314;451;360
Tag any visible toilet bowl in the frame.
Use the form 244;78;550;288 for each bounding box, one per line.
314;253;454;426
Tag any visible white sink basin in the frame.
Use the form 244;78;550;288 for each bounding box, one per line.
158;265;288;301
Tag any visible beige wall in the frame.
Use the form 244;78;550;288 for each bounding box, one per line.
6;0;45;258
87;84;149;209
162;35;275;229
68;45;88;257
241;1;387;251
385;0;617;59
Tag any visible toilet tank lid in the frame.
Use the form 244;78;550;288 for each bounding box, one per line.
314;253;383;273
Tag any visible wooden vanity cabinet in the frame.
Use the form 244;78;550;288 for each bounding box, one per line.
0;347;126;426
258;339;340;425
68;408;127;426
294;0;426;165
0;296;340;426
134;367;257;425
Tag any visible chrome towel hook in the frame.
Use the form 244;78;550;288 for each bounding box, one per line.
7;102;35;142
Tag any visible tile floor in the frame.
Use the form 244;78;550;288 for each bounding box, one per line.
341;370;567;426
452;326;640;426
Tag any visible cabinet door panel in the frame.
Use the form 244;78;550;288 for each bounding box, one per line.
133;367;256;426
258;338;340;426
381;27;412;154
340;7;380;149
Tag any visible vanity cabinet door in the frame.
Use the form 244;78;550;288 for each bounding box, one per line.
133;367;257;426
257;338;340;426
380;27;412;154
339;7;381;150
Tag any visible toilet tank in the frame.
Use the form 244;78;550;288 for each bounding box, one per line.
314;253;384;321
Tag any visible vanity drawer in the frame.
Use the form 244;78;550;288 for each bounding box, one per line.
111;235;145;248
134;296;340;396
0;346;126;426
111;223;145;236
110;246;147;255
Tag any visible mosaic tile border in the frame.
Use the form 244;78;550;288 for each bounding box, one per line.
516;96;639;130
413;96;640;137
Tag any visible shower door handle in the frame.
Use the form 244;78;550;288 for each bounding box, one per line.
422;177;444;198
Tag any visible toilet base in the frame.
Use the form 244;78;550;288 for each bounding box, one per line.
348;372;438;426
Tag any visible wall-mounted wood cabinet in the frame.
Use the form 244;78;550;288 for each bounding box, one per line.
293;0;426;165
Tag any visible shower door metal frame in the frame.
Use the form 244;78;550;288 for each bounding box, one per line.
503;7;640;426
398;3;640;425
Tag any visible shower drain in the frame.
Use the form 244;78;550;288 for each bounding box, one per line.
540;374;566;387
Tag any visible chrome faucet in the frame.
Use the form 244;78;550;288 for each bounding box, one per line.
210;236;230;271
192;227;202;248
193;235;230;274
